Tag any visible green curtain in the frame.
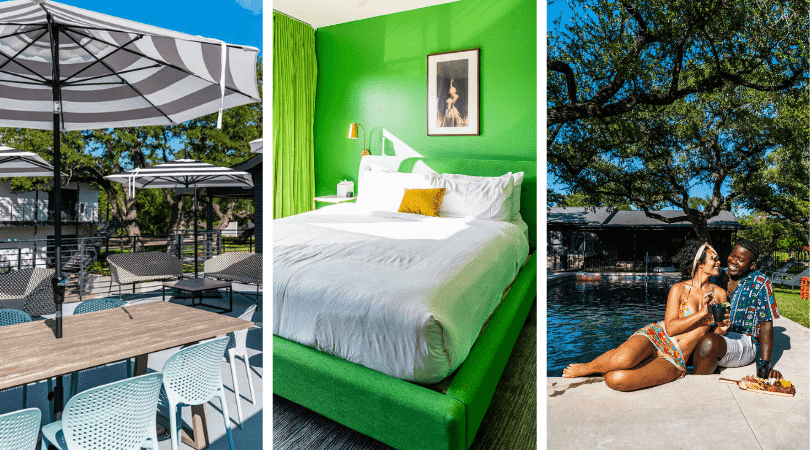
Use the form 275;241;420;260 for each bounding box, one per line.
273;12;317;218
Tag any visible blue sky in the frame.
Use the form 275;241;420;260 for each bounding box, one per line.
68;0;263;55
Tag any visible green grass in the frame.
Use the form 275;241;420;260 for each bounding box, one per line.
774;287;809;328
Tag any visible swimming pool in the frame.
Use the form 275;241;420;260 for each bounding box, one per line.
547;277;679;377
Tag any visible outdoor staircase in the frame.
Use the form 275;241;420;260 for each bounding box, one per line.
60;222;119;299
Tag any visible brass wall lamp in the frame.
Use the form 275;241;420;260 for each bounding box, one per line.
348;123;370;156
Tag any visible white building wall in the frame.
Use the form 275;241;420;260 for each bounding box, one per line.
78;188;99;222
0;225;95;270
0;181;97;222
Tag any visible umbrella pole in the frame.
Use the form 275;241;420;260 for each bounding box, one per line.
194;188;199;278
48;19;66;427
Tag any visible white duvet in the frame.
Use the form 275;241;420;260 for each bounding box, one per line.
273;203;530;383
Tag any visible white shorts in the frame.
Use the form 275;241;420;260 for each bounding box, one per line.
718;332;757;368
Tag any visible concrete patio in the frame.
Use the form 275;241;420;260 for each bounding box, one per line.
0;281;263;450
548;315;809;449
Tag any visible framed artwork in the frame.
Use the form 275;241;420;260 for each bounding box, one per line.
427;49;480;136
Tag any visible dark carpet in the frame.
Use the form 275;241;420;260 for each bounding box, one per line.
273;302;537;450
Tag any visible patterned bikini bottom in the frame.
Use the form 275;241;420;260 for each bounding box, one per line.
633;321;686;375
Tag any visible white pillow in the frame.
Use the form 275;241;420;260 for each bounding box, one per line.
357;168;435;212
447;172;524;221
433;172;514;221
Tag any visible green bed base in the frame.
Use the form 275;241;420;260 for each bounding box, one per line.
274;252;537;450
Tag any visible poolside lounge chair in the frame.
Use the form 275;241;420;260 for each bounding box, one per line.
764;258;794;279
756;255;775;272
771;267;810;289
0;267;55;317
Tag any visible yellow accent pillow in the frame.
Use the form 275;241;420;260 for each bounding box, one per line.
398;188;447;217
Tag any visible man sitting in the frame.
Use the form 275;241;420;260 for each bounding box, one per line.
692;239;782;378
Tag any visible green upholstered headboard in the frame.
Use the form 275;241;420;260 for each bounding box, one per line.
358;156;537;249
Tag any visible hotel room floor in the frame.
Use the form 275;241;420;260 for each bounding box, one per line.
273;302;537;450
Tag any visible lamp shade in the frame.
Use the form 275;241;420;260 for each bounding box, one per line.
348;123;359;139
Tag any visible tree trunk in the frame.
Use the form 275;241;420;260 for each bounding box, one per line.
164;190;185;232
109;187;143;250
212;200;236;230
690;215;712;245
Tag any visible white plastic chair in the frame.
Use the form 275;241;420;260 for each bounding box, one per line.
226;304;257;428
0;407;40;450
67;298;133;399
40;373;162;450
159;337;235;450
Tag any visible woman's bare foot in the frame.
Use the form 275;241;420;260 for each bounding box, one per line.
562;363;593;378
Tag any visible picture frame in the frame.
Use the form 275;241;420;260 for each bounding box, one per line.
427;49;480;136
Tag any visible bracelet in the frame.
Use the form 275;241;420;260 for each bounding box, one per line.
756;359;771;376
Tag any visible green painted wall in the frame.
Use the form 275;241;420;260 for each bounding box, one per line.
313;0;536;195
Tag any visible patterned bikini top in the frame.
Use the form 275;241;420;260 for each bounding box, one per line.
679;285;714;325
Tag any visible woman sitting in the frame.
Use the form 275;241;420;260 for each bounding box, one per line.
563;241;731;391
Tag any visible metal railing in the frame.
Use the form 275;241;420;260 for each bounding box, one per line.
0;228;255;301
0;202;98;223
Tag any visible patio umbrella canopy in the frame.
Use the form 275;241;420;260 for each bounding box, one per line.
105;158;254;191
0;0;261;130
0;0;261;423
0;145;57;176
105;158;254;276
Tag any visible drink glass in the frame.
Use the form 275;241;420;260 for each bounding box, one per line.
711;303;727;323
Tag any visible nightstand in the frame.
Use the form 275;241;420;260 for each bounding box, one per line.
313;195;356;210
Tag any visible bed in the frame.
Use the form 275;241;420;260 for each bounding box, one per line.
274;156;537;450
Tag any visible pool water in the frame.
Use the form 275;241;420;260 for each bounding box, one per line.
547;277;679;377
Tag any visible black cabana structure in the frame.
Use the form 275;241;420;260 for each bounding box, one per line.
548;207;746;271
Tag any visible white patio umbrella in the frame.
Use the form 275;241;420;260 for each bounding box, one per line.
0;0;260;420
249;138;263;153
105;158;254;277
0;145;58;177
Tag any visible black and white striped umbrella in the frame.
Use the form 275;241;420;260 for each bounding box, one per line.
0;145;57;176
105;157;253;279
0;0;261;130
104;158;254;195
0;0;262;416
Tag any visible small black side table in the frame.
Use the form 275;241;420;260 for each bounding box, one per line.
163;278;233;313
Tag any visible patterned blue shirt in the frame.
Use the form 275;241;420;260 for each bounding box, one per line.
713;268;778;343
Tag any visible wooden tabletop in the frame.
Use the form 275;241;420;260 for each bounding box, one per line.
0;301;253;390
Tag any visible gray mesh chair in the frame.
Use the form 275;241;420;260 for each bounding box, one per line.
160;337;235;450
40;373;163;450
107;252;183;299
67;298;133;398
0;309;33;409
0;407;40;450
203;252;261;304
0;268;55;317
226;304;257;428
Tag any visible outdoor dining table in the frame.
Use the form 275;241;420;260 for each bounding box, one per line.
0;301;253;449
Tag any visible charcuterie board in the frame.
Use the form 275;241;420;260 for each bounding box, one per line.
719;377;795;397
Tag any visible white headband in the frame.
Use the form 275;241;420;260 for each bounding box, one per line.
691;242;716;276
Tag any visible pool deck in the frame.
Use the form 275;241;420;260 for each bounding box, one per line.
547;315;809;449
547;271;574;286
